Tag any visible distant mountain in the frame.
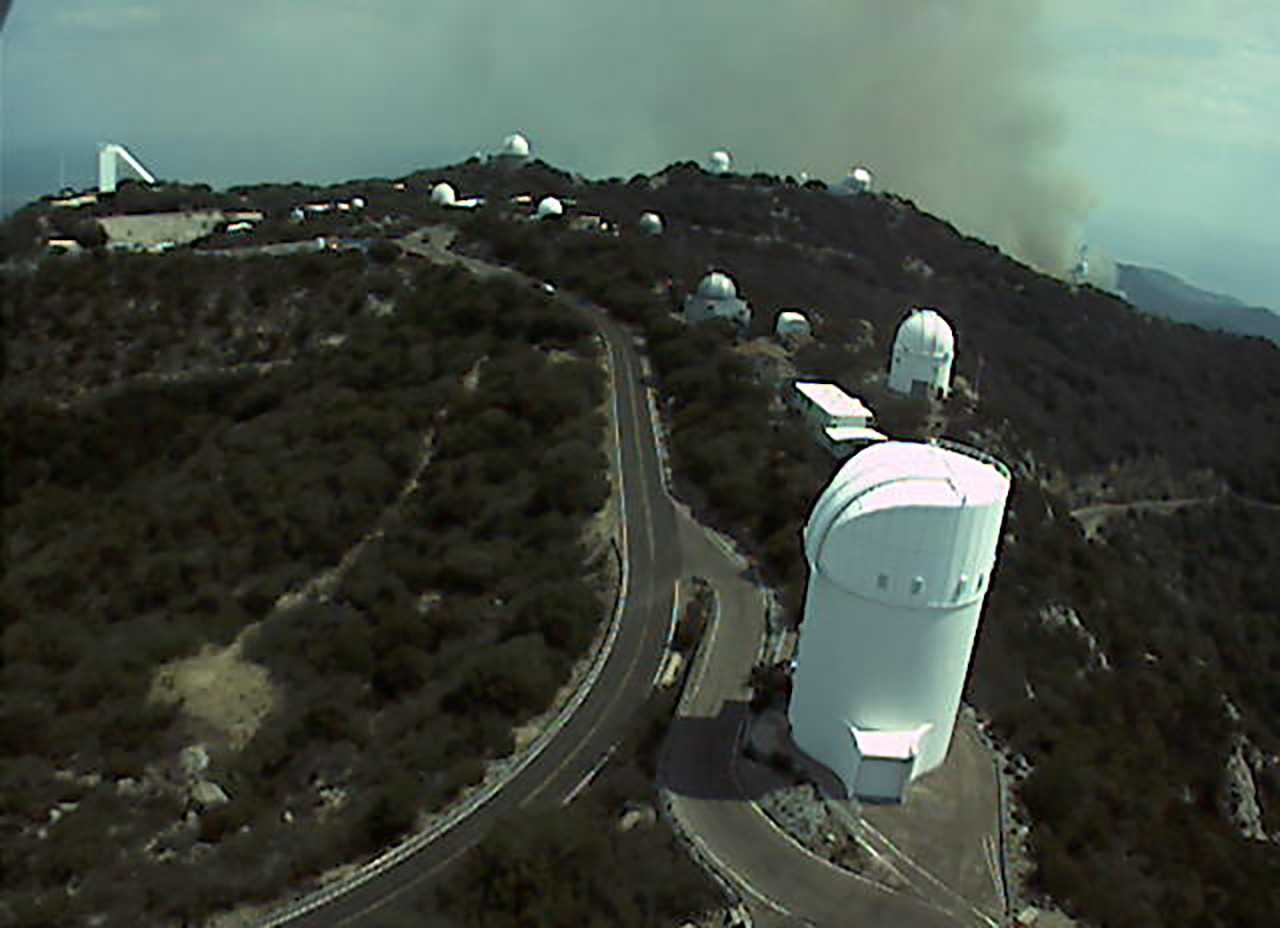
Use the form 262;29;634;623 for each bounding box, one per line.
1117;262;1280;346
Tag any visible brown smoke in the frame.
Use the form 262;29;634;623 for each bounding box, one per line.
430;0;1094;274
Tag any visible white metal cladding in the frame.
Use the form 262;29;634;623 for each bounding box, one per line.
887;308;955;398
98;143;156;194
430;182;456;206
639;211;664;235
535;196;564;219
708;149;733;173
789;440;1010;797
502;132;531;157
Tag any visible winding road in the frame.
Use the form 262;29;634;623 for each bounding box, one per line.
260;227;985;927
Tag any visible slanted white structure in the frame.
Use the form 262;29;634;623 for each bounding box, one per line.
788;381;886;458
535;196;564;220
775;310;812;339
430;182;457;206
683;271;750;328
707;149;733;173
638;211;664;235
789;439;1011;801
98;143;156;194
887;308;955;400
501;132;531;159
834;165;873;196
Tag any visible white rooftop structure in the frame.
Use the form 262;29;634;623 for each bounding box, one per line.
98;143;156;194
535;196;564;219
887;308;955;400
638;211;664;235
775;310;812;338
430;182;457;206
502;132;531;158
793;382;873;426
834;165;873;195
684;271;750;328
708;149;733;173
789;439;1011;802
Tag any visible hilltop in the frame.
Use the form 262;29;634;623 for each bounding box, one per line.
3;158;1280;927
1117;261;1280;346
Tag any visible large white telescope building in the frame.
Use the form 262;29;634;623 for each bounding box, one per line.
788;439;1011;802
98;143;156;194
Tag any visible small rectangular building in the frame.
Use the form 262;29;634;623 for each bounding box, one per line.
822;425;888;459
790;381;873;429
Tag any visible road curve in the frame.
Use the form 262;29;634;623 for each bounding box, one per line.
260;259;679;926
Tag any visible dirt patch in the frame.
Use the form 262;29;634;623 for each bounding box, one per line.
150;634;278;751
100;210;227;247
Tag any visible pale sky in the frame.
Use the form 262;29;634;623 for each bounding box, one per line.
3;1;1277;309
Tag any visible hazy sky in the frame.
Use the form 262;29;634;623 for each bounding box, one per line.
4;1;1278;308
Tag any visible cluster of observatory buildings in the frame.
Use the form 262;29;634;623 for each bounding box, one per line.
68;138;1005;807
780;309;1006;804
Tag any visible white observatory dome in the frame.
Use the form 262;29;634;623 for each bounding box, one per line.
708;149;733;173
430;182;457;206
696;271;737;300
535;196;564;219
775;310;812;338
503;132;531;158
638;211;664;235
887;308;955;399
790;439;1011;801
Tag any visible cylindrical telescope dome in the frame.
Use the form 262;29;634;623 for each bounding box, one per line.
535;196;564;219
789;440;1011;800
708;149;733;173
638;211;664;235
430;182;457;206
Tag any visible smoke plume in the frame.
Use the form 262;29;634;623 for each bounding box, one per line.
430;0;1095;274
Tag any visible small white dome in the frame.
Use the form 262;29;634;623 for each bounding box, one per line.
696;271;737;300
535;196;564;219
708;149;733;173
638;211;664;234
430;182;456;206
894;308;954;358
503;133;531;157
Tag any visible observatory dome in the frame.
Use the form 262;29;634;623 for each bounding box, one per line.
638;211;664;235
503;133;531;158
696;271;737;300
535;196;564;219
887;308;955;399
708;149;733;173
430;182;456;206
790;439;1011;801
894;308;953;357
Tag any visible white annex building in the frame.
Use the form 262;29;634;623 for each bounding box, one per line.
98;143;156;194
887;308;955;399
683;271;751;328
788;439;1011;802
788;381;886;458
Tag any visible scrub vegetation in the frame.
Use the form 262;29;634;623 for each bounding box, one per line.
1;248;616;925
3;159;1279;927
455;159;1280;928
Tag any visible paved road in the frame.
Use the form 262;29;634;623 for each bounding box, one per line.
663;514;972;928
263;255;680;926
